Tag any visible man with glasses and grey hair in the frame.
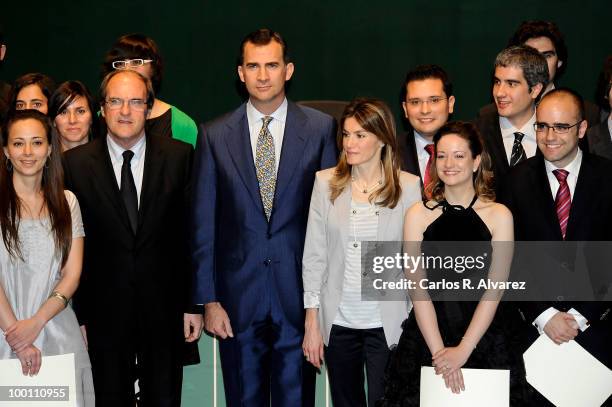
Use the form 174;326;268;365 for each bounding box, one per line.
475;45;549;189
63;69;203;406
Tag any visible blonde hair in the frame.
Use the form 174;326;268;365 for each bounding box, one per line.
330;98;402;208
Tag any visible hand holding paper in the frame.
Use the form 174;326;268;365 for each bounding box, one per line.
523;334;612;407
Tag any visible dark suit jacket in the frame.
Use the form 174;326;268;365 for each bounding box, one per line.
474;103;512;187
191;101;337;332
586;120;612;160
498;153;612;367
397;128;423;181
584;99;603;128
63;134;193;349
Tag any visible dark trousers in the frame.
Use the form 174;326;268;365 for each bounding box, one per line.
218;283;316;407
88;312;183;407
89;343;183;407
325;325;390;407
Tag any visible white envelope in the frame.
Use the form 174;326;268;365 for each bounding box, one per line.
420;366;509;406
524;334;612;407
0;353;76;407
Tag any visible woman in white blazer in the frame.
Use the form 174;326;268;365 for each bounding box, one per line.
302;98;421;407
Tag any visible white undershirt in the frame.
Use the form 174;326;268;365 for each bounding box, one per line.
499;111;537;164
333;200;382;329
246;98;287;172
414;130;433;179
106;134;146;207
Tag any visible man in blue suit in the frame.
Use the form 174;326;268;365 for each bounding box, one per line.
192;28;337;406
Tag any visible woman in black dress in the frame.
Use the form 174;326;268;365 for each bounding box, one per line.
379;121;526;405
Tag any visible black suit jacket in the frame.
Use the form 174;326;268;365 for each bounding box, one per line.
586;120;612;160
474;104;512;187
397;128;423;181
498;153;612;367
63;134;193;349
584;99;603;128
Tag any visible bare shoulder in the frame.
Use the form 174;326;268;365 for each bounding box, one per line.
405;200;440;225
476;200;512;220
475;200;513;239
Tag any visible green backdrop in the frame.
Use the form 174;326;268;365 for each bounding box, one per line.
1;1;610;406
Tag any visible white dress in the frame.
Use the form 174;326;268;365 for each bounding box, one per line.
0;190;94;406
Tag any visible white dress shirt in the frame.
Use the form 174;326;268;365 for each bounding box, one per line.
246;98;288;172
608;116;612;142
414;130;433;179
106;134;146;207
533;149;589;334
499;111;537;164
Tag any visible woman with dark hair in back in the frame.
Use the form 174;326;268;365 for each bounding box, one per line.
9;73;56;114
49;81;99;152
101;34;198;147
0;110;94;406
379;121;527;406
302;98;421;406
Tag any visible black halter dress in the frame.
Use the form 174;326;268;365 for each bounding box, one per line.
378;197;528;406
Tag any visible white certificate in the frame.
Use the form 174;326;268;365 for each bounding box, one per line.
0;353;76;407
420;366;509;406
523;334;612;407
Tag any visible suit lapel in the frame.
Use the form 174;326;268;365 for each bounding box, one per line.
398;129;421;179
224;105;266;214
89;137;134;235
491;116;510;174
406;130;422;179
532;156;564;240
335;187;351;254
274;102;307;205
566;154;595;240
137;134;166;235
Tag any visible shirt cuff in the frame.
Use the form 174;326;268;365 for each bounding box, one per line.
567;308;589;332
533;307;559;334
303;292;320;309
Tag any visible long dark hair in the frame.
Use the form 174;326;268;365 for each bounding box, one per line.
8;73;56;114
49;80;99;141
0;110;72;265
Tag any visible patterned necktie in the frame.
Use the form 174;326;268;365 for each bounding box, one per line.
509;132;526;167
553;169;571;240
423;144;435;188
121;150;138;234
255;116;276;221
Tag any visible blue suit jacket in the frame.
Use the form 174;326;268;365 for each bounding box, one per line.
192;101;337;331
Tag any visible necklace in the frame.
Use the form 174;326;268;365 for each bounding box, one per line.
351;163;385;194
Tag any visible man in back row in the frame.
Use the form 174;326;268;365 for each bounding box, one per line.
397;64;455;189
507;20;602;126
475;45;548;186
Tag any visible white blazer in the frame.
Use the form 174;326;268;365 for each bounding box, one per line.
302;167;421;347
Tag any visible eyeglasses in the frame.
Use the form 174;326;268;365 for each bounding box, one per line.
534;121;582;134
105;98;147;111
111;59;153;69
405;97;448;108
